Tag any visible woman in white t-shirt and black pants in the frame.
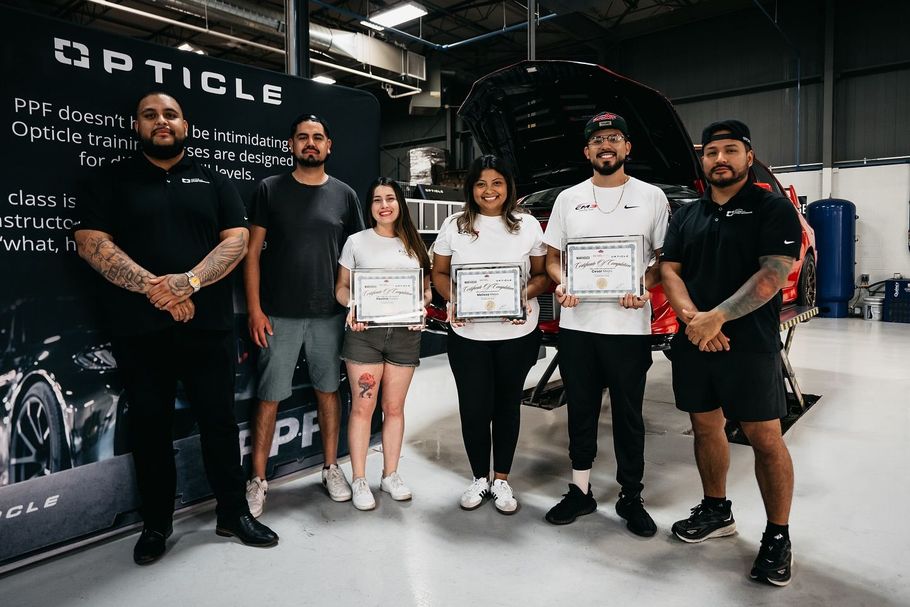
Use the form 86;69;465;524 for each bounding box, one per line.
335;178;432;511
432;155;550;514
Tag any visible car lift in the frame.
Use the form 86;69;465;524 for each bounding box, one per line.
522;306;821;430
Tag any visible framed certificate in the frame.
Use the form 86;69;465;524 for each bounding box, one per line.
351;268;424;327
562;235;644;300
450;263;525;322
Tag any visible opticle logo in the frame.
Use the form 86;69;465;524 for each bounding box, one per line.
52;37;283;106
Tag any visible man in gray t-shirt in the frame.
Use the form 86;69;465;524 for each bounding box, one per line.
244;114;364;516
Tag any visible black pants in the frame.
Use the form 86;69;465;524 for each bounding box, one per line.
112;326;248;532
558;329;652;495
447;329;540;478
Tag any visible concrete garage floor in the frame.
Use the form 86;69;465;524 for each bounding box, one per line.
3;318;909;606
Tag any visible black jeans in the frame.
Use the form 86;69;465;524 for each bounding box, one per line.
447;329;541;478
558;329;653;495
112;326;248;531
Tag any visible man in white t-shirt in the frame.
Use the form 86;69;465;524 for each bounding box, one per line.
542;111;669;537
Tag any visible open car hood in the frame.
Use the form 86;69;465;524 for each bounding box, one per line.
459;60;704;196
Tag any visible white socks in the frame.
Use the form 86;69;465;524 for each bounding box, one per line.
572;469;591;492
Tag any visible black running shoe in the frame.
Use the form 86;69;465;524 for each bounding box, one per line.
750;531;793;587
545;484;597;525
615;491;657;537
671;499;736;543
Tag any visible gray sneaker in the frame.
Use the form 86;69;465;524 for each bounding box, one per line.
321;464;353;502
246;476;268;518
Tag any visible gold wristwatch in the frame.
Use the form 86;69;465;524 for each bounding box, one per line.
185;271;202;292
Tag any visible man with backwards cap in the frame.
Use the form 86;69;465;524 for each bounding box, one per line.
660;120;801;586
542;112;669;536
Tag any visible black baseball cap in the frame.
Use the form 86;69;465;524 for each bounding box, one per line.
584;111;629;140
701;119;752;149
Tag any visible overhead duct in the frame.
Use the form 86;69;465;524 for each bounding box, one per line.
409;61;441;115
151;0;425;81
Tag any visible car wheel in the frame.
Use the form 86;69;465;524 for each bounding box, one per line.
797;252;817;307
9;382;69;483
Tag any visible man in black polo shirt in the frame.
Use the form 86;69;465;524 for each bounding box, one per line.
660;120;801;586
74;91;278;565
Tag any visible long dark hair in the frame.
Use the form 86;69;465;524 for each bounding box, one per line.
366;177;430;271
457;154;521;237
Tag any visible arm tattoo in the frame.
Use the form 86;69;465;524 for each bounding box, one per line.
717;255;794;321
77;234;154;293
196;233;248;286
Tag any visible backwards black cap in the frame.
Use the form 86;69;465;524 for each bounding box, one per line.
701;119;752;149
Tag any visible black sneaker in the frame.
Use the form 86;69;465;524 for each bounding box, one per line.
750;531;793;587
671;499;736;543
545;484;597;525
615;491;657;537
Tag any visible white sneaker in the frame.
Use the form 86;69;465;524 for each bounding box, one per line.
351;477;376;511
246;476;268;518
491;479;519;514
322;464;353;502
460;477;490;510
380;471;412;501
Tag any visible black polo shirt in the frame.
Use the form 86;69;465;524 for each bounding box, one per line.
662;182;801;353
75;154;248;337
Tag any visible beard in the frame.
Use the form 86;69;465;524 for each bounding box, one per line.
139;133;185;160
592;155;625;176
295;149;326;168
706;165;748;188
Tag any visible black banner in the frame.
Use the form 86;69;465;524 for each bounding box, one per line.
0;7;379;570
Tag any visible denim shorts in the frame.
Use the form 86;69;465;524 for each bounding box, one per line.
341;327;422;367
256;313;345;400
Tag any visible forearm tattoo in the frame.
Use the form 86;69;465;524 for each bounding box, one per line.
717;255;793;321
166;273;193;297
78;234;153;293
196;233;248;286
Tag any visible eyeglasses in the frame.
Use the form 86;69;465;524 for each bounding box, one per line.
588;134;626;146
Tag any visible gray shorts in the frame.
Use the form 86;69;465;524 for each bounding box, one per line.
257;313;345;400
341;327;422;367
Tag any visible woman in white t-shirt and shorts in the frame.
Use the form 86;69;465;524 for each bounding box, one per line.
335;178;432;511
432;155;551;514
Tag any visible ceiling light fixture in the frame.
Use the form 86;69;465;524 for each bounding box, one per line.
177;42;205;54
369;2;427;28
312;75;336;85
359;19;385;32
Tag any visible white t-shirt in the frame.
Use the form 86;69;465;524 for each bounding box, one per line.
434;212;547;341
339;228;421;271
542;176;669;335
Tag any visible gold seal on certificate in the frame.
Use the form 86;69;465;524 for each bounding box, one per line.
451;263;525;322
562;235;645;300
351;268;424;327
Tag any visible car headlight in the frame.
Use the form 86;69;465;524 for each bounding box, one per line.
73;345;118;371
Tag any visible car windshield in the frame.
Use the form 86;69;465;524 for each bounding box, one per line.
15;298;101;345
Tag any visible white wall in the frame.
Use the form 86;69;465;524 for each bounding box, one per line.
775;164;910;283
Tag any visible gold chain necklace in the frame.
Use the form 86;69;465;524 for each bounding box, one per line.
591;176;630;214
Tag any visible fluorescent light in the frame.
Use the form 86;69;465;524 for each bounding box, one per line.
369;2;427;28
177;42;205;54
360;19;385;32
313;75;336;85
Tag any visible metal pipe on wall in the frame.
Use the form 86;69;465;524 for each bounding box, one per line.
527;0;536;61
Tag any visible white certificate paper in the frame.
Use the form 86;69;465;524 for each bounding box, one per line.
564;235;643;299
452;264;524;320
352;269;423;326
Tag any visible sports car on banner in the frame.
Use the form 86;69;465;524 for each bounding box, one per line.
454;60;817;349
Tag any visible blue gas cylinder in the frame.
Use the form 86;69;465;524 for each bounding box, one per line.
807;198;856;317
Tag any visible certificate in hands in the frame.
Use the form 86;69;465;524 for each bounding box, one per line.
351;268;424;327
563;235;644;300
451;263;525;322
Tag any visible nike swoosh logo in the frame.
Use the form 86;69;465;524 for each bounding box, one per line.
624;205;640;209
784;240;795;244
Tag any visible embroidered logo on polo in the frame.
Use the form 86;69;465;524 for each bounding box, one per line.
725;208;753;217
182;178;211;184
